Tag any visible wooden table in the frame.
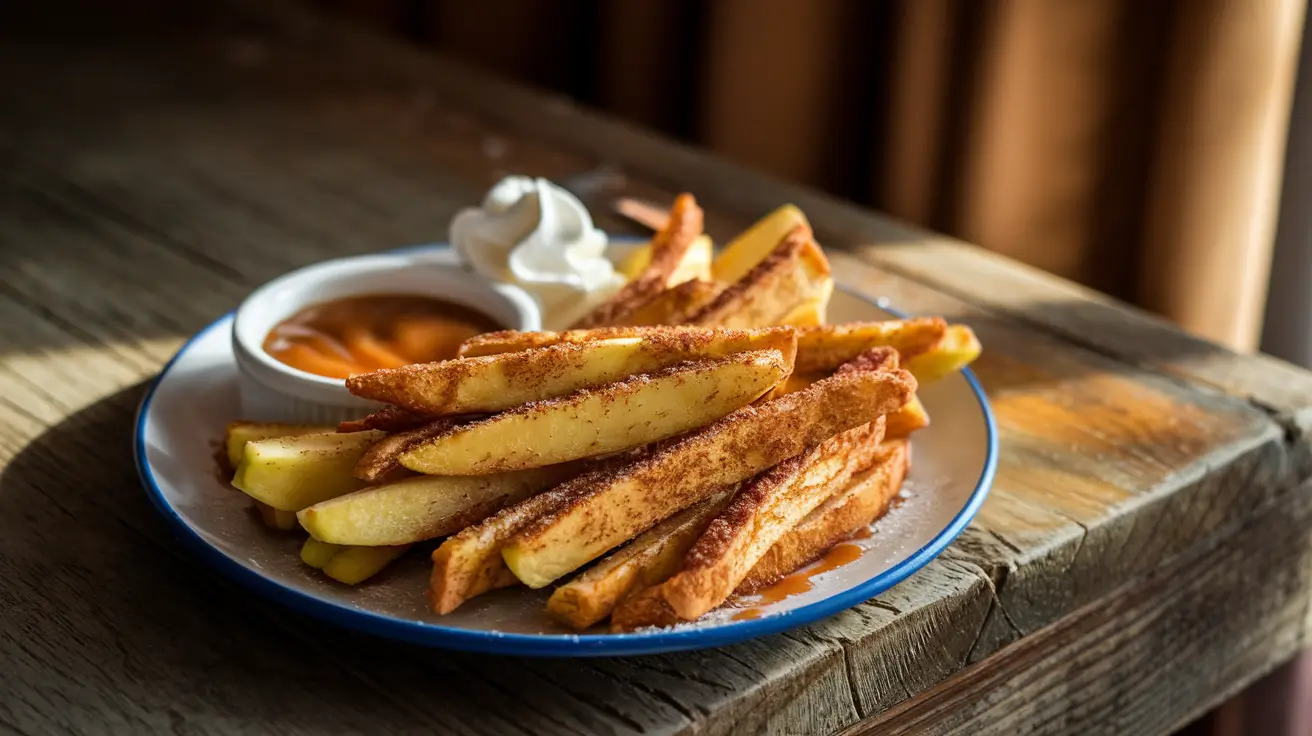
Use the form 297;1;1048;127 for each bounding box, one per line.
5;2;1312;734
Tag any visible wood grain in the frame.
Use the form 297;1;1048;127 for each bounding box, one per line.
0;2;1307;735
843;483;1312;736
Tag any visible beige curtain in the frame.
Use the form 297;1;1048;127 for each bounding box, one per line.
320;0;1305;351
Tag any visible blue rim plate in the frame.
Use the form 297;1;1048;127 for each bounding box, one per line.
134;245;997;657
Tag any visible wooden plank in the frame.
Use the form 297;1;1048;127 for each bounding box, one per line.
841;483;1312;736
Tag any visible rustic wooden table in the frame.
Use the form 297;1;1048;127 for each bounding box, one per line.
5;2;1312;735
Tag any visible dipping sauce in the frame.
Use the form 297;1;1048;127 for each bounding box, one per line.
263;295;501;379
732;541;867;621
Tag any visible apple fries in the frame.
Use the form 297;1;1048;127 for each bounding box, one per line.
216;192;984;617
399;349;790;475
546;485;739;629
906;325;983;384
347;327;796;415
337;405;439;434
618;279;725;327
298;464;579;546
352;416;471;483
619;234;714;285
794;319;947;374
739;439;909;593
712;204;811;284
499;347;915;589
429;486;573;613
690;226;834;329
572;193;705;329
232;430;385;511
615;420;886;625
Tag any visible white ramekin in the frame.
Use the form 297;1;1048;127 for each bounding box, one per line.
232;253;542;424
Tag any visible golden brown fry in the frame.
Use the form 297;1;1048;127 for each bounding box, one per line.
546;485;739;630
778;298;827;327
353;416;471;483
655;420;886;621
711;204;811;284
500;347;915;589
400;350;789;475
458;329;572;357
573;193;704;328
610;584;681;632
460;324;777;357
301;464;579;546
428;489;574;614
620;234;714;286
224;422;333;471
738;440;909;593
884;395;929;439
794;318;948;374
905;325;982;383
348;328;794;416
232;430;386;511
689;226;833;328
337;405;440;434
613;279;725;327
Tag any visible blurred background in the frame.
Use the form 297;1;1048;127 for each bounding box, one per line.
308;0;1310;734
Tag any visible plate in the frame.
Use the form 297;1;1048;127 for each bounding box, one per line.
135;245;997;657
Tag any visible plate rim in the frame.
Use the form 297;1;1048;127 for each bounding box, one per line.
133;247;998;657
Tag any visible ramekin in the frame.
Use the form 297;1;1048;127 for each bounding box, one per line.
232;252;541;424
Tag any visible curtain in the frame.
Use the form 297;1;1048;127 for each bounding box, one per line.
325;0;1305;351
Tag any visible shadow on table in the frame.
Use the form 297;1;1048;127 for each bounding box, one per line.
0;382;798;734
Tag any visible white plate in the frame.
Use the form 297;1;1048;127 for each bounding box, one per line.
135;246;997;657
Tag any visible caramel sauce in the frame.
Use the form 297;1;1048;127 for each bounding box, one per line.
732;541;866;621
263;295;500;379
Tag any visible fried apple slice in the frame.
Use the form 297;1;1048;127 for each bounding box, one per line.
323;545;410;585
609;584;681;631
429;489;568;613
615;279;725;327
459;324;770;358
885;395;929;439
620;234;714;285
572;193;704;328
232;430;386;511
779;297;827;327
690;226;833;328
738;440;909;593
906;325;982;383
712;204;810;284
656;420;885;620
354;416;472;483
399;349;790;475
500;347;916;588
224;421;333;471
347;327;796;415
299;464;579;546
546;485;739;630
337;406;439;434
795;318;948;374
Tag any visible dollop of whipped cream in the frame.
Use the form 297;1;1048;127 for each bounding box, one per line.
451;176;622;329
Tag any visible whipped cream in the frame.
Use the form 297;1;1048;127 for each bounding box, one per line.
450;176;622;329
